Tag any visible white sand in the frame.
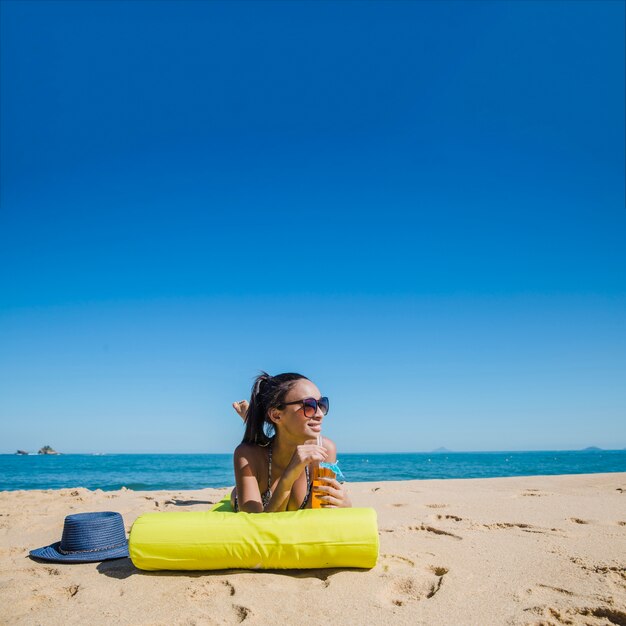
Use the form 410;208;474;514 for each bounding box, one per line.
1;473;625;625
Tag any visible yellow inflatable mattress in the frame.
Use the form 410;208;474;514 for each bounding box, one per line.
129;497;379;570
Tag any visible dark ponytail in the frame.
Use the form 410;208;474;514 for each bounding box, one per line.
242;371;309;446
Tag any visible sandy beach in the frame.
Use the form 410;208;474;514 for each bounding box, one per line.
1;473;624;626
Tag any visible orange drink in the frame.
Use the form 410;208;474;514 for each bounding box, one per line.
311;466;336;509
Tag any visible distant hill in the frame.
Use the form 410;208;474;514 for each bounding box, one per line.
432;447;452;453
581;446;603;452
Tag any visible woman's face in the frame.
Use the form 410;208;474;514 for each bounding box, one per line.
272;379;325;442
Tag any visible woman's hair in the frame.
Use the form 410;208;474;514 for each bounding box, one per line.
242;371;309;446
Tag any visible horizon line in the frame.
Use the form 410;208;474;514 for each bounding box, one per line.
4;447;625;456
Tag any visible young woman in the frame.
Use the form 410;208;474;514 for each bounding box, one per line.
230;372;351;513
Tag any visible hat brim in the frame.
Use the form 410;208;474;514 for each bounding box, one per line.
29;541;129;563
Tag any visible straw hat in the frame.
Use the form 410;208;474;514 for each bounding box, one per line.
30;511;129;563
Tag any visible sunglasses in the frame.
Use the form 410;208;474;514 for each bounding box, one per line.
279;396;329;418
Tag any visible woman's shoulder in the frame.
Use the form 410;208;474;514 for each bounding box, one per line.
322;436;337;461
233;442;267;467
322;436;336;450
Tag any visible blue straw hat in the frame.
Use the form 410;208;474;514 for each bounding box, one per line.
30;511;129;563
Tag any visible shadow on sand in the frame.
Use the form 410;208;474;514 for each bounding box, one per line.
96;558;358;581
163;499;215;507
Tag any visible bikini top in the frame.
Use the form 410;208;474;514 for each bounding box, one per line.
262;444;312;510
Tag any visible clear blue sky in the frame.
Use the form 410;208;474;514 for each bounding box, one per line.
1;0;624;453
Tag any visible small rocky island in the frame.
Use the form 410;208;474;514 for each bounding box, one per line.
38;445;60;455
15;450;29;455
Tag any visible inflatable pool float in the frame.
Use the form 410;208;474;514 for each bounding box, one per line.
129;497;379;570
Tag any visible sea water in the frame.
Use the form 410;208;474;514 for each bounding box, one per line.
1;450;625;491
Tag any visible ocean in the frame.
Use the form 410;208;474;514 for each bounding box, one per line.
1;450;625;491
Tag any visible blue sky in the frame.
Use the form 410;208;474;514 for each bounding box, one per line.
1;0;624;453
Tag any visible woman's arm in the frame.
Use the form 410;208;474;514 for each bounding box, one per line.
233;444;264;513
262;472;298;512
234;441;327;513
265;442;329;512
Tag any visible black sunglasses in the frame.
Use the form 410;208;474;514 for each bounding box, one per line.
278;396;329;418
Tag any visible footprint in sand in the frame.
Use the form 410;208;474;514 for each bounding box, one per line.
520;489;546;497
436;514;462;522
186;580;254;623
378;555;449;606
517;583;576;601
26;566;63;580
523;605;626;625
518;585;575;622
186;578;235;600
478;522;565;536
407;524;463;540
233;604;251;623
425;504;448;509
569;517;590;525
482;522;534;530
380;554;415;572
535;583;575;596
569;557;626;592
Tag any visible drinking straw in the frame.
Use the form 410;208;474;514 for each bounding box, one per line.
316;432;346;482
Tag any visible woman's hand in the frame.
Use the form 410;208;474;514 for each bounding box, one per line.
314;477;352;508
285;443;328;478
